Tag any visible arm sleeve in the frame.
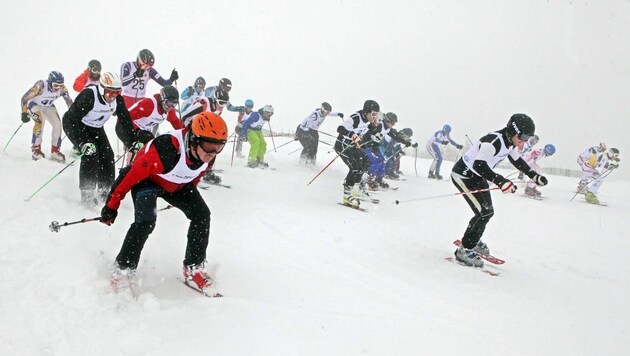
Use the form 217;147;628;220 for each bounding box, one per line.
21;81;44;111
149;68;171;86
180;86;193;100
120;62;135;86
114;95;137;147
166;109;184;129
61;88;74;107
73;70;89;92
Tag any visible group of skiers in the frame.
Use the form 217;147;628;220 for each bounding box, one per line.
16;49;623;289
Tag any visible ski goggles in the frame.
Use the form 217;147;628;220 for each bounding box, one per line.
215;99;229;106
52;83;64;90
198;140;226;155
104;88;122;97
164;99;178;109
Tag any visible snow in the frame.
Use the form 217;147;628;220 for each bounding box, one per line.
1;136;629;355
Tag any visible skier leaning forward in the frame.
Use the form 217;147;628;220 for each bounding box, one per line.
450;113;548;267
99;112;228;295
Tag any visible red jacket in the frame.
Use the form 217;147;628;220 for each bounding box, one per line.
128;94;184;131
106;129;213;210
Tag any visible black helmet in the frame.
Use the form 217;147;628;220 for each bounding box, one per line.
88;59;101;73
506;113;535;139
363;99;380;113
400;128;413;138
195;76;206;88
384;112;398;123
219;78;232;92
137;49;155;67
608;147;620;161
160;85;179;104
321;102;332;111
213;89;230;105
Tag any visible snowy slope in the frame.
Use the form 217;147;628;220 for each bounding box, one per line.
1;134;629;355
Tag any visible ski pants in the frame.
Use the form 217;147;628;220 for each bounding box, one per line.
451;159;495;249
62;117;115;193
577;156;603;194
235;124;243;154
427;142;444;174
335;139;369;187
296;127;319;160
115;180;211;269
363;147;386;177
29;104;63;149
246;129;267;164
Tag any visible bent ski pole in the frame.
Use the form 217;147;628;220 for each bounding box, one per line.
3;123;25;152
395;187;501;204
25;155;83;202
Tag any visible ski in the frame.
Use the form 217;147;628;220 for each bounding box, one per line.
523;194;546;201
581;198;607;206
453;240;505;265
337;202;368;212
180;278;223;298
445;257;501;276
199;182;232;189
356;196;380;204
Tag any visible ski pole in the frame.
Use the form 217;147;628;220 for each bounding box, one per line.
267;121;277;152
230;130;237;168
288;147;302;155
49;205;175;233
465;134;474;146
570;167;614;201
267;139;296;153
25;155;84;202
414;146;418;177
395;187;501;205
317;130;337;139
2;122;24;152
307;139;370;186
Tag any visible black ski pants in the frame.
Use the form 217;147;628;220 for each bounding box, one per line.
296;128;319;160
62;118;114;192
115;181;211;270
450;159;495;249
335;139;369;187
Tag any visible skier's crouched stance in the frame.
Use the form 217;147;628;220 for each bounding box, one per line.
100;112;228;294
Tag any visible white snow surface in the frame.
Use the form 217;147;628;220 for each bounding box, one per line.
1;136;629;355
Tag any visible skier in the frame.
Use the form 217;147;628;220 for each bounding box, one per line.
181;89;230;126
62;72;137;207
450;114;548;267
100;112;228;295
577;144;620;204
522;144;556;197
517;135;540;180
120;49;178;108
295;102;344;166
117;85;183;166
203;77;244;113
73;59;101;92
180;76;206;112
384;128;417;179
20;71;74;162
426;124;463;179
334;99;381;207
235;99;255;158
241;105;274;168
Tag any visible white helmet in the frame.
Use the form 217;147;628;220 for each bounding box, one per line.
262;105;274;116
99;72;122;90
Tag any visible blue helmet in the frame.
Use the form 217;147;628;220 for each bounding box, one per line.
442;124;451;133
244;99;254;107
48;71;64;84
544;144;556;156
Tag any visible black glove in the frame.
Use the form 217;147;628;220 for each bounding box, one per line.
169;69;179;82
456;144;463;150
100;206;117;226
442;140;449;145
187;87;194;96
403;140;411;147
134;67;145;78
494;176;517;194
338;113;344;119
533;174;548;186
21;112;30;123
136;129;154;144
412;142;419;148
605;162;619;170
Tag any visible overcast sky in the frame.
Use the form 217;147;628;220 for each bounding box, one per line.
2;0;628;175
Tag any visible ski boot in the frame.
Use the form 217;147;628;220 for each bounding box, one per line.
524;186;541;197
50;146;66;163
247;161;258;168
428;171;436;179
80;189;98;208
435;173;443;180
203;171;222;184
183;261;215;292
343;185;361;208
576;181;588;194
31;145;45;160
110;262;136;293
473;240;490;256
585;191;600;204
455;246;484;267
376;177;389;189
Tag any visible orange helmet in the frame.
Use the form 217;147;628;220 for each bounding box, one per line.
190;112;228;144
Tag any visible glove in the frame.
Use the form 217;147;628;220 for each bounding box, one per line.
403;140;411;147
605;162;619;170
442;140;449;145
533;174;548;186
187;87;194;96
495;176;517;194
80;142;97;156
233;105;245;112
100;206;117;226
130;141;144;153
351;134;361;143
169;69;179;82
338;113;344;119
412;142;419;148
136;129;154;144
21;112;30;123
456;144;463;150
294;136;299;141
134;67;145;78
